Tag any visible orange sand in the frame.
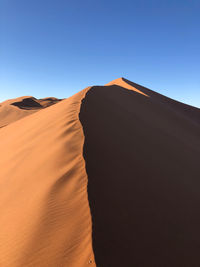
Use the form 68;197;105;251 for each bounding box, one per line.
0;90;95;267
0;96;61;128
0;78;200;266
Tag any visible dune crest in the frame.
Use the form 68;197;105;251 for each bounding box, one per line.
105;77;148;96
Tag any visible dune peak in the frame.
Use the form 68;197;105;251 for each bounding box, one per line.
105;77;148;97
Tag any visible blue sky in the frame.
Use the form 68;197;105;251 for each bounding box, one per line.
1;0;200;107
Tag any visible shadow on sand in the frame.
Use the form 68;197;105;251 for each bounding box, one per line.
80;85;200;266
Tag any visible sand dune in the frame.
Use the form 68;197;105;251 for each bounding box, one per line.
0;96;62;128
80;78;200;266
0;90;94;267
0;78;200;266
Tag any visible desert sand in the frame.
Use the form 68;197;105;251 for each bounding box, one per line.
0;90;95;267
0;96;62;128
0;78;200;266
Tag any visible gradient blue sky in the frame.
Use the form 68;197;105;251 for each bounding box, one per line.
1;0;200;107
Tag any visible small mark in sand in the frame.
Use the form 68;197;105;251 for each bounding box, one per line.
88;259;93;264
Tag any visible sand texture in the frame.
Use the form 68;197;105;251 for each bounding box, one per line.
1;78;200;266
80;78;200;266
0;90;95;267
0;96;62;128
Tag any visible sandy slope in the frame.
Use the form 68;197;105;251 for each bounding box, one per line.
0;90;95;267
0;96;62;128
79;78;200;266
0;78;200;267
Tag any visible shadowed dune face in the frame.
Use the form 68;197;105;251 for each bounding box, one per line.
80;85;200;266
11;97;43;109
122;78;200;125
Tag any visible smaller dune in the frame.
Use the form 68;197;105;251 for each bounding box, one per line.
0;96;62;128
38;97;62;108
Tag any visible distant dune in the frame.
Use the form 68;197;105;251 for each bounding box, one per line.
0;96;62;128
0;78;200;266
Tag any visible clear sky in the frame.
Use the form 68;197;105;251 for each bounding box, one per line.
1;0;200;107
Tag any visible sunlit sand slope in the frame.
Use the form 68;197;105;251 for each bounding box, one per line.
0;89;95;267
